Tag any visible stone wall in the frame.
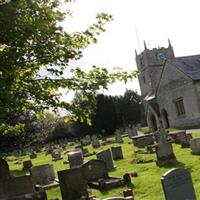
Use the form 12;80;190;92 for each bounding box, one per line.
157;62;200;128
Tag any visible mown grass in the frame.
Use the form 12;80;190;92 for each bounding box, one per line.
6;132;200;200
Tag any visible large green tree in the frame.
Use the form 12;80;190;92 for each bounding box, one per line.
113;90;145;128
0;0;137;135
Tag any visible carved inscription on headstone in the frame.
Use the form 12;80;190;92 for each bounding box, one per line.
161;168;196;200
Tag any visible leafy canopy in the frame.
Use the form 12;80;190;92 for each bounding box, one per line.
0;0;138;135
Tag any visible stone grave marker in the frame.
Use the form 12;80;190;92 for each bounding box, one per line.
156;139;176;166
30;151;37;159
115;131;123;143
58;167;88;200
180;135;191;148
127;125;138;138
82;159;108;181
23;160;33;170
92;135;101;148
0;158;11;180
67;149;84;169
0;159;47;200
190;138;200;154
161;168;196;200
96;149;114;171
0;176;48;200
30;164;55;186
51;149;63;161
85;134;91;144
111;146;123;160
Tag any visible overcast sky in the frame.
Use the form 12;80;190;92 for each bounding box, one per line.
60;0;200;102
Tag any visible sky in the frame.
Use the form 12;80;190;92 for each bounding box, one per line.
60;0;200;102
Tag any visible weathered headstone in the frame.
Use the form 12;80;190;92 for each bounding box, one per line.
82;159;108;181
161;168;196;200
58;167;88;200
132;134;154;148
0;158;10;180
111;146;123;160
0;175;48;200
127;125;138;138
67;149;84;169
180;135;191;148
190;138;200;154
156;139;176;166
30;152;37;159
115;131;123;143
92;135;101;148
30;164;55;186
51;149;63;161
85;134;91;144
23;160;33;170
96;149;114;171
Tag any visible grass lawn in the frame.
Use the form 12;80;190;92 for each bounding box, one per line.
6;133;200;200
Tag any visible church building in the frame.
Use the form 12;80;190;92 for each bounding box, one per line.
136;40;200;130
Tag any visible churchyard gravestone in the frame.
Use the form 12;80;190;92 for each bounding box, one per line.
156;139;176;166
85;134;91;144
115;131;123;143
92;135;101;148
190;138;200;154
30;151;37;159
161;168;196;200
0;158;11;180
111;146;123;160
132;134;154;148
67;149;84;169
0;175;48;200
46;146;54;155
23;160;33;170
82;159;127;191
180;135;191;148
58;167;88;200
0;159;47;200
96;149;114;171
127;125;138;138
30;164;56;186
51;149;63;161
82;159;108;181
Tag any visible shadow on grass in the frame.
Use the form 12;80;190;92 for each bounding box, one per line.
11;169;27;177
159;160;186;169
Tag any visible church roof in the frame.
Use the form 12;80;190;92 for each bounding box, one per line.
171;55;200;80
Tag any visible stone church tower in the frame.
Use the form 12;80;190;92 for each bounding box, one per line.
135;40;174;97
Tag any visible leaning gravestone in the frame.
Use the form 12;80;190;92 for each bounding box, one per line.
58;167;88;200
190;138;200;154
96;149;114;171
156;139;176;166
161;168;196;200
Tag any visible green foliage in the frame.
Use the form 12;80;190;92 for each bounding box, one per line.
0;123;24;135
91;94;117;135
113;89;145;128
0;0;138;135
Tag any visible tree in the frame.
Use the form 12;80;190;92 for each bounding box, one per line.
113;90;145;128
0;0;137;135
91;94;117;135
